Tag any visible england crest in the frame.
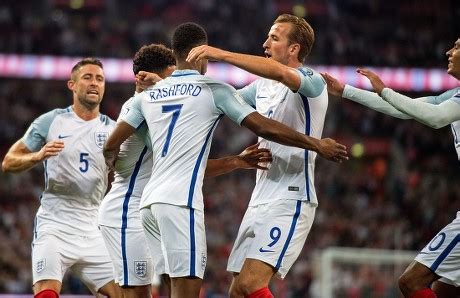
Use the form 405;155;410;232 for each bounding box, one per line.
94;132;109;149
134;261;147;278
36;259;46;273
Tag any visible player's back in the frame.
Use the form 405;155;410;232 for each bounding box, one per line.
99;97;153;229
131;70;231;211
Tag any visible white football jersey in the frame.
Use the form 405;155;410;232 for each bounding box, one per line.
422;87;460;160
99;97;153;229
238;67;328;206
121;69;255;211
22;107;115;236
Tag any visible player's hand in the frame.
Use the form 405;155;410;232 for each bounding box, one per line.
236;142;273;170
34;140;65;162
356;68;386;95
317;138;348;163
136;71;163;92
186;45;227;63
321;72;345;97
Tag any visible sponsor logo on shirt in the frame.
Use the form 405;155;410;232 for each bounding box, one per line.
58;134;72;139
259;247;274;253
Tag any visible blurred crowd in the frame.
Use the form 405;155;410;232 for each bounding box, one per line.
1;0;460;297
0;0;459;66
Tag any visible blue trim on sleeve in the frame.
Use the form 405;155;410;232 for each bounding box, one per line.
189;208;196;276
300;95;311;201
452;125;459;144
121;146;148;286
275;200;302;269
187;115;223;207
430;234;460;272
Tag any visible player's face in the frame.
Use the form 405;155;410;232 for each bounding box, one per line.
263;23;294;66
447;39;460;80
70;64;105;108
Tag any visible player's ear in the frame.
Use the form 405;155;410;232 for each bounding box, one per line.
67;79;75;91
289;43;300;57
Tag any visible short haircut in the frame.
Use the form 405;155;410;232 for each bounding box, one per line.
172;22;208;59
133;44;175;75
71;57;103;80
274;14;315;62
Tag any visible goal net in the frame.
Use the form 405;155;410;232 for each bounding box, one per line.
318;247;417;298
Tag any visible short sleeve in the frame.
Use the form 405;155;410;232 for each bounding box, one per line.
22;110;57;152
237;82;257;107
297;67;326;98
119;94;145;129
210;83;255;125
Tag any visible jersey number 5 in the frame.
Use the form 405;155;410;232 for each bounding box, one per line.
161;104;183;157
79;152;89;173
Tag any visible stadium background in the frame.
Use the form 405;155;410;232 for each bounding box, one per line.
0;0;459;297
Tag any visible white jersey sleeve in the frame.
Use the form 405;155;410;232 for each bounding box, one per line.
209;83;255;125
296;67;326;98
382;88;460;128
22;109;67;151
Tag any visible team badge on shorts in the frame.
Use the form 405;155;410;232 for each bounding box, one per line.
94;132;109;149
36;259;46;273
201;253;207;270
134;261;147;278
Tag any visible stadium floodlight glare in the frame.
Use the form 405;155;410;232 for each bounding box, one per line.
0;54;457;92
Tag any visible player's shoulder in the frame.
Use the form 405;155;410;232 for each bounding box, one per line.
36;106;73;123
98;113;116;127
297;66;323;80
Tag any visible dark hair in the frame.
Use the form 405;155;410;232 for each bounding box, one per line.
172;22;208;59
71;57;103;79
133;44;175;75
274;14;315;62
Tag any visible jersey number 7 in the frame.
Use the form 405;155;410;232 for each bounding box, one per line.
161;104;183;157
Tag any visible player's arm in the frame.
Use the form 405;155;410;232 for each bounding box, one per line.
103;121;136;169
104;95;145;169
322;72;412;119
187;45;302;91
380;89;460;128
212;85;347;162
356;68;460;128
205;143;272;178
2;139;64;173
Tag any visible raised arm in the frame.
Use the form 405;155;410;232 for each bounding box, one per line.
205;143;272;178
322;72;411;119
187;45;302;91
356;68;460;128
2;139;64;173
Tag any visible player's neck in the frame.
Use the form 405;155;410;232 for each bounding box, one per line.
176;61;200;72
72;103;100;121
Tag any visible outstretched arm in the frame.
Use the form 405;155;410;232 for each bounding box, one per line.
322;72;411;119
381;89;460;128
242;112;348;163
2;139;64;173
103;121;136;169
205;143;272;178
187;45;302;91
357;68;460;128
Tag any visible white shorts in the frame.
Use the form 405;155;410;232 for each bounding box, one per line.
227;199;315;279
99;225;153;286
32;231;114;293
415;212;460;286
141;203;207;279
